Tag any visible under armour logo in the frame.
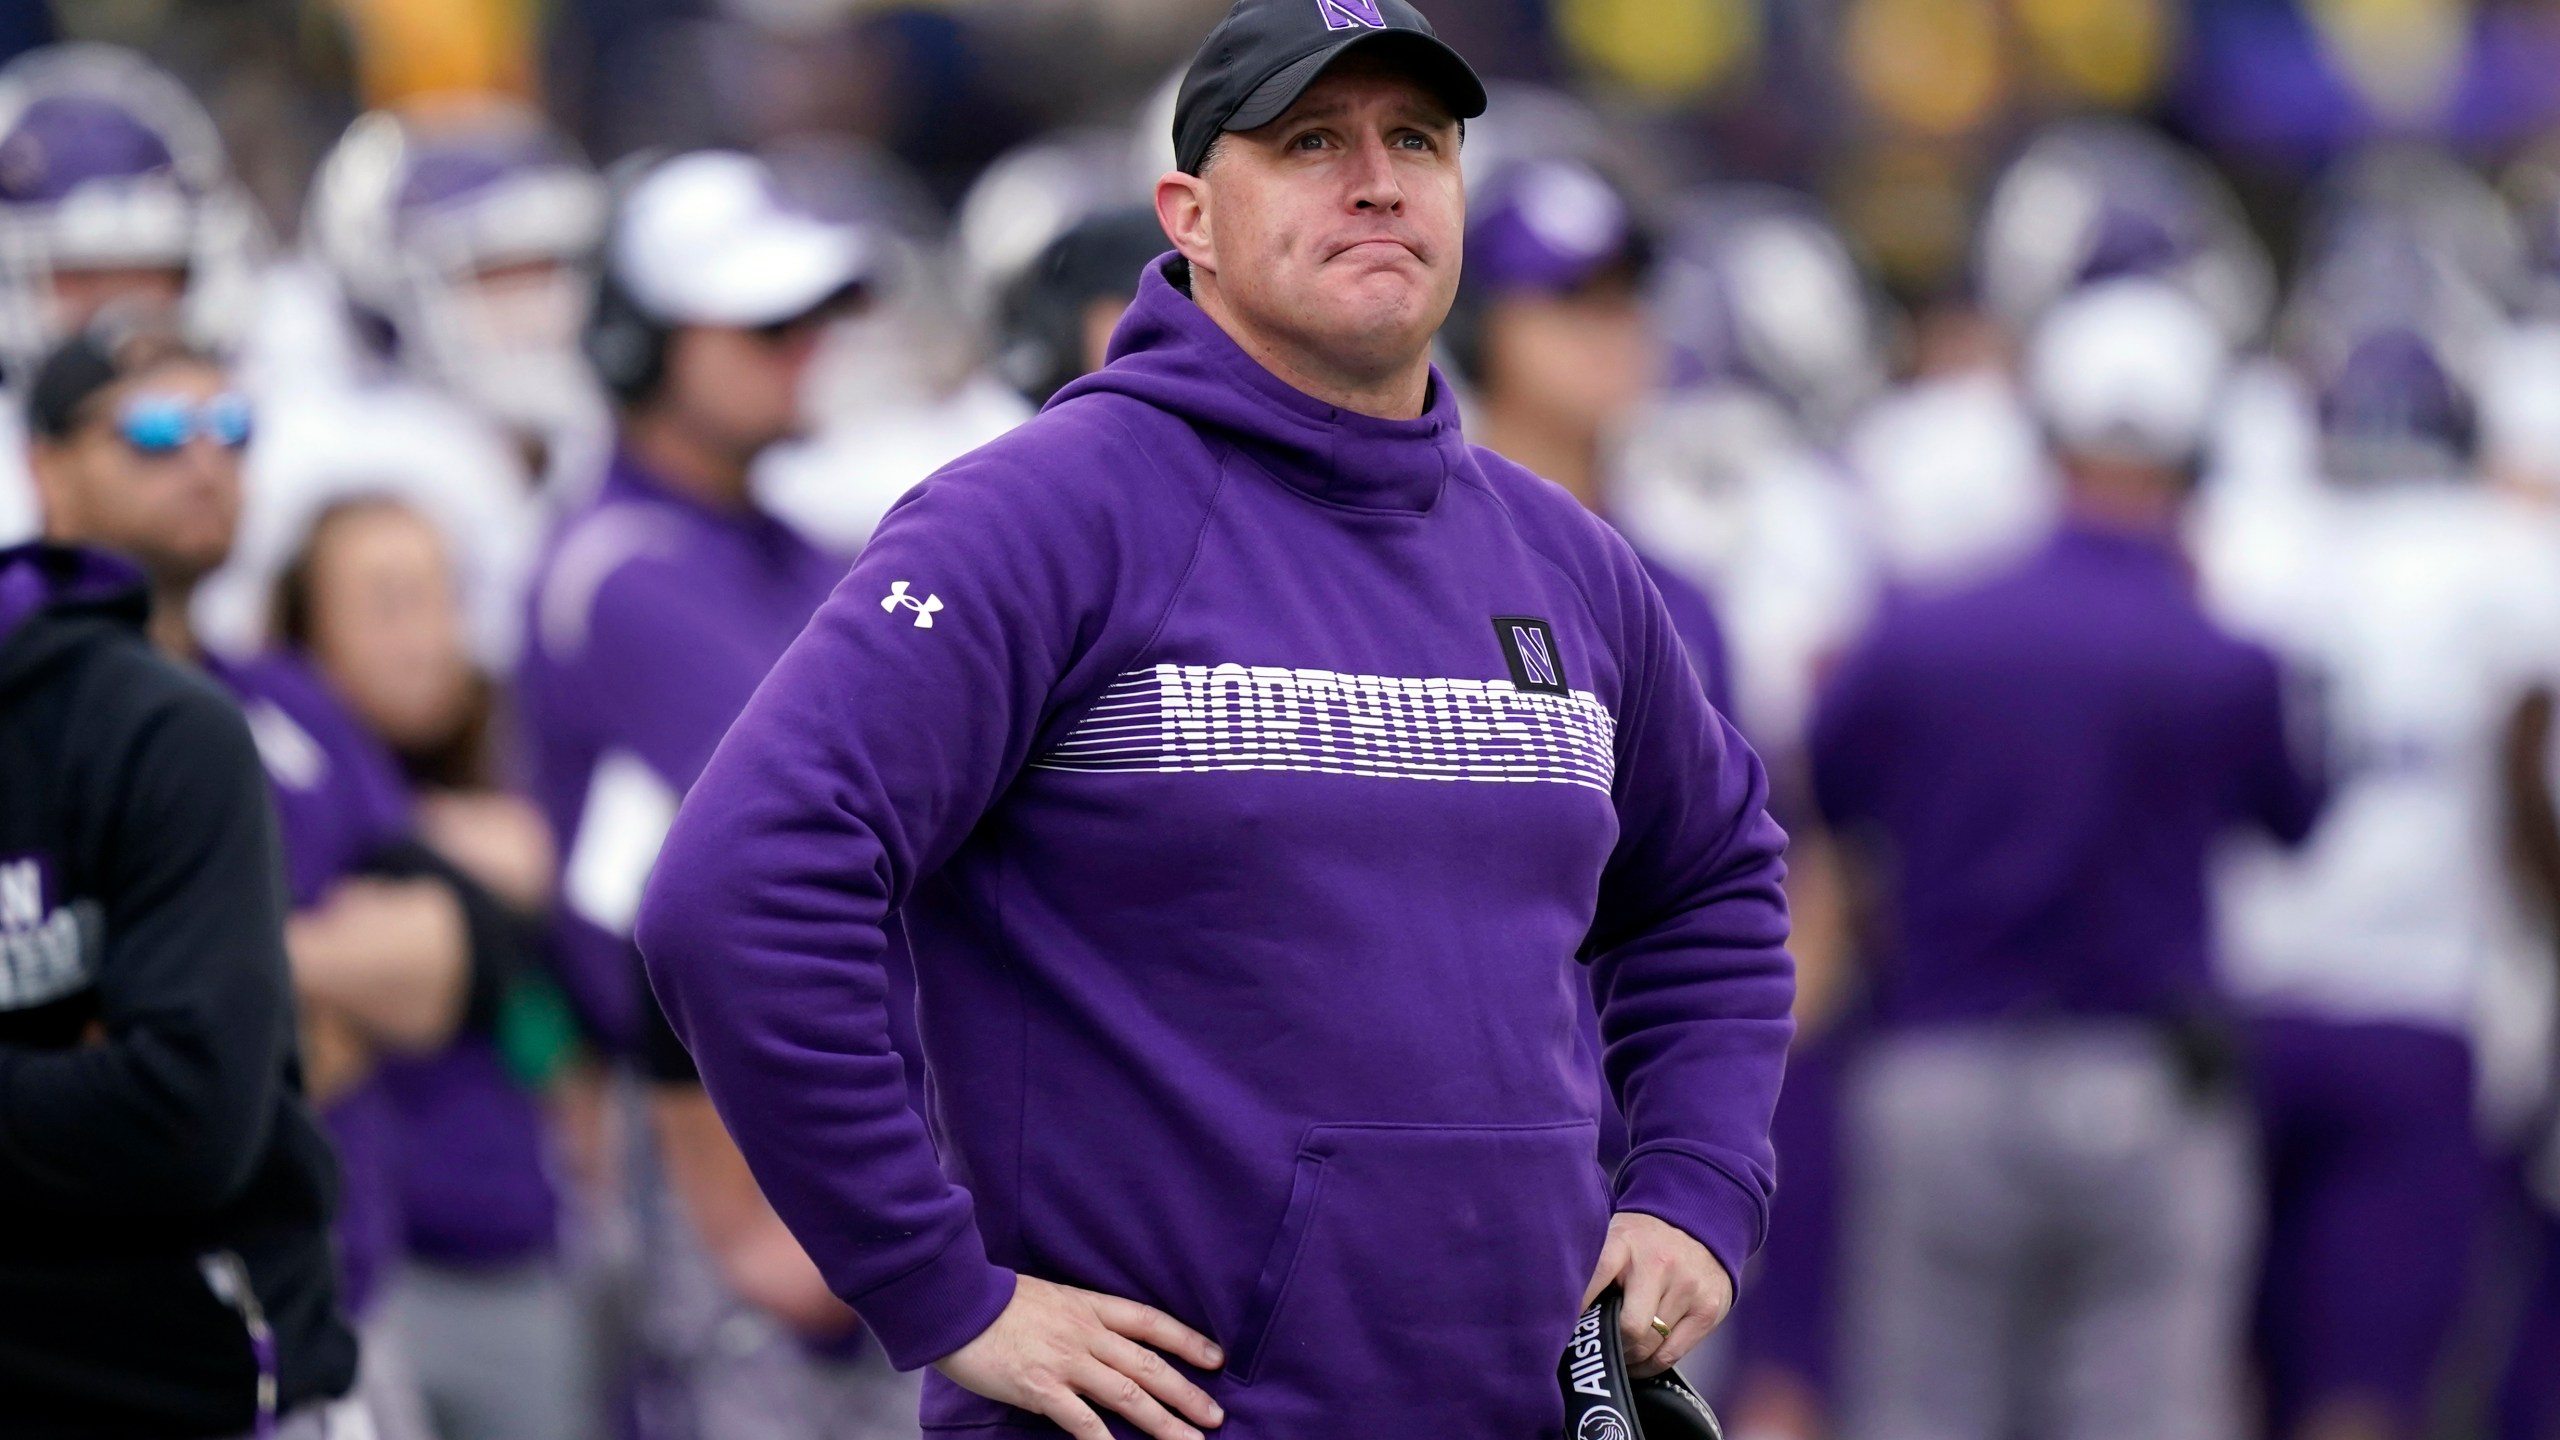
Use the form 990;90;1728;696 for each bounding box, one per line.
882;581;943;628
1317;0;1387;30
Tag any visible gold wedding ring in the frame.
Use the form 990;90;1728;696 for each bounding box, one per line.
1649;1315;1673;1339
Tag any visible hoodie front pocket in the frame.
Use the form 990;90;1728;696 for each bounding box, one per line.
1227;1120;1608;1435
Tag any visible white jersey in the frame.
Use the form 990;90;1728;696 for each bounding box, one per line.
754;372;1031;555
1613;385;1876;748
2205;479;2560;1036
2483;320;2560;497
1842;367;2056;588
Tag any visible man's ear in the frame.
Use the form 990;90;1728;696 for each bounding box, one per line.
1155;170;1214;277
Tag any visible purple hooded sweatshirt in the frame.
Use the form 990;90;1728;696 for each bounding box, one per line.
635;256;1795;1437
203;652;414;1317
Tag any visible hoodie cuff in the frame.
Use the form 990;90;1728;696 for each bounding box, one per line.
1612;1146;1767;1289
848;1224;1018;1371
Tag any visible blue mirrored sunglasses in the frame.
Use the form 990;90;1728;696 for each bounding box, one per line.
114;391;254;456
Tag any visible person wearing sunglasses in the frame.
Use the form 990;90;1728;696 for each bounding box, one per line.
517;150;920;1439
26;335;252;659
29;319;514;1440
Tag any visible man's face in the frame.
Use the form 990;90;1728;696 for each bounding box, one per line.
657;302;847;461
1185;55;1464;380
48;266;189;334
1483;273;1658;438
35;362;243;589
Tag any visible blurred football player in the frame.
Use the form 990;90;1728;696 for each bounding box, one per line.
0;43;264;545
1815;279;2323;1440
195;98;610;668
1445;155;1732;711
1613;183;1882;751
751;139;1030;555
517;149;919;1439
994;205;1170;408
1843;118;2273;590
2203;231;2560;1440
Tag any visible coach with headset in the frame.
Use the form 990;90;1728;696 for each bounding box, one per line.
514;152;920;1434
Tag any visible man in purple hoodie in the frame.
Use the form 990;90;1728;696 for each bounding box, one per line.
634;3;1796;1437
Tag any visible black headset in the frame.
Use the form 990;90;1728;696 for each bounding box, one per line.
582;262;672;406
581;152;678;407
997;207;1173;406
1439;274;1492;389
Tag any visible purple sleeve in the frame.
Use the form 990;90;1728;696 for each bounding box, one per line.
1583;558;1796;1284
1639;554;1738;721
2236;644;2325;846
1804;628;1890;829
633;447;1160;1370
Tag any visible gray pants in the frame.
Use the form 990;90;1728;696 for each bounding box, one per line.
631;1141;922;1440
355;1303;435;1440
219;1397;375;1440
1839;1025;2255;1440
383;1259;596;1440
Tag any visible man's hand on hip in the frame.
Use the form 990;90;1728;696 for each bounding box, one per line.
1581;1211;1735;1377
935;1274;1227;1440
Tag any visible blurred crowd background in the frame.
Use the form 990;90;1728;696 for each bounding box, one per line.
9;0;2560;1437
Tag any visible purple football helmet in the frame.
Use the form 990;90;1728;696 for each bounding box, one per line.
1651;185;1889;440
2301;145;2525;317
306;98;607;435
0;44;265;377
2287;224;2489;484
1975;118;2272;346
2507;141;2560;317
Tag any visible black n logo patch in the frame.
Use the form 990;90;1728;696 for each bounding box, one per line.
1493;615;1568;695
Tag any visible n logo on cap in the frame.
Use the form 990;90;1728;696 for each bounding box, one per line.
1317;0;1387;30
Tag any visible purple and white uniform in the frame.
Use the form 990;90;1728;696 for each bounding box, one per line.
2203;474;2560;1433
635;255;1795;1436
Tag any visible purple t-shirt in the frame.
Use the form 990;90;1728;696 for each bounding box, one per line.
636;257;1796;1434
1808;523;2322;1028
204;652;413;1317
516;453;847;1060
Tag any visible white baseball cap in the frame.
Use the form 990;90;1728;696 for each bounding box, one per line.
611;150;874;328
2027;277;2230;468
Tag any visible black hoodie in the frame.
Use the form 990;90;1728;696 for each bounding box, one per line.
0;543;356;1435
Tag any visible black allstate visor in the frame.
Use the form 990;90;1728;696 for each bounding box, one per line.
1559;1286;1727;1440
1172;0;1488;175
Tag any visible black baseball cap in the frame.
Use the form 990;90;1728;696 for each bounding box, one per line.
1172;0;1488;175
